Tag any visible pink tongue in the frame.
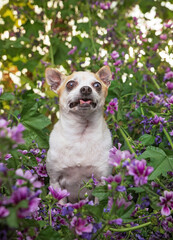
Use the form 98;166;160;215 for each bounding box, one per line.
80;99;91;105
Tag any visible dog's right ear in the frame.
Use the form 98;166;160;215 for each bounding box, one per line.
45;68;65;92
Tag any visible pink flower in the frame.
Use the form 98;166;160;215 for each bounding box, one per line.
106;98;118;114
108;145;132;167
71;216;93;235
0;206;9;218
127;159;154;186
164;71;173;80
102;174;122;184
16;168;42;188
116;197;131;209
68;46;77;55
167;95;173;104
9;123;25;144
169;130;173;136
160;34;167;40
160;191;173;216
111;51;119;60
48;186;70;201
0;119;9;128
36;163;48;177
166;81;173;90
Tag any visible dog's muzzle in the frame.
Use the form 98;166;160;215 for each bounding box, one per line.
69;98;97;109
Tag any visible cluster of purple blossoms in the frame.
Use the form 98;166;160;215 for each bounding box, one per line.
100;2;111;10
108;144;153;187
106;98;118;114
0;118;25;146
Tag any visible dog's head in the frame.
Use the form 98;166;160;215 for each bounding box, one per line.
45;66;112;114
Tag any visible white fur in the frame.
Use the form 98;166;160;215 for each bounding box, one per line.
46;70;112;203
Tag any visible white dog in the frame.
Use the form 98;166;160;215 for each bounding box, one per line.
45;66;112;203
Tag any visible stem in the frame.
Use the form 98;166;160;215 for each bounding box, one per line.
49;205;52;226
119;127;137;158
143;65;160;91
110;221;151;232
155;178;168;190
150;111;173;150
142;186;159;197
163;127;173;150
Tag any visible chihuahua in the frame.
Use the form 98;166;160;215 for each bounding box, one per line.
45;66;112;203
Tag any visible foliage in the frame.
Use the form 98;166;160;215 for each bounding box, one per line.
0;0;173;239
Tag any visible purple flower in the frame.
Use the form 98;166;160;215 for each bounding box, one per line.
116;197;131;209
164;71;173;80
102;174;122;184
71;216;93;235
10;123;25;144
116;186;126;192
36;163;48;177
67;199;88;209
68;46;77;55
166;81;173;90
18;196;41;218
4;153;12;160
91;174;99;185
159;190;173;216
160;34;167;40
106;98;118;114
127;159;154;187
16;168;42;188
48;186;70;201
167;95;173;104
113;60;122;66
169;130;173;136
11;186;29;204
0;163;7;175
108;145;132;167
111;51;119;60
0;206;9;218
0;119;8;128
151;115;166;125
109;218;123;225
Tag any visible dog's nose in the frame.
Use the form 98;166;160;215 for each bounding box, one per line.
80;86;92;96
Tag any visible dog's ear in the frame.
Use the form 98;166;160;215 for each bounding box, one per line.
45;68;65;92
96;66;112;87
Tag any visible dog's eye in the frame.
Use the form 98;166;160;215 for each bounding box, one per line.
93;82;102;91
66;81;77;91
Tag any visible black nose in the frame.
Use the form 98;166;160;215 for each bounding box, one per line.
80;86;92;96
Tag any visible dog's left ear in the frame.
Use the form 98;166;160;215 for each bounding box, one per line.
96;66;112;87
45;68;65;92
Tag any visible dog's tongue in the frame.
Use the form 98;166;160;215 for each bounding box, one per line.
80;99;91;105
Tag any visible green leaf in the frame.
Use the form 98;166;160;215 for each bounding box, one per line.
139;146;173;180
36;226;61;240
6;208;18;228
139;134;155;146
83;204;104;222
92;185;109;201
0;92;15;101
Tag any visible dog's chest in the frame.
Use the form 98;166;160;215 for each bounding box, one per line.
47;120;112;171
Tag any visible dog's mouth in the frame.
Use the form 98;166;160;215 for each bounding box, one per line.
69;98;97;109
